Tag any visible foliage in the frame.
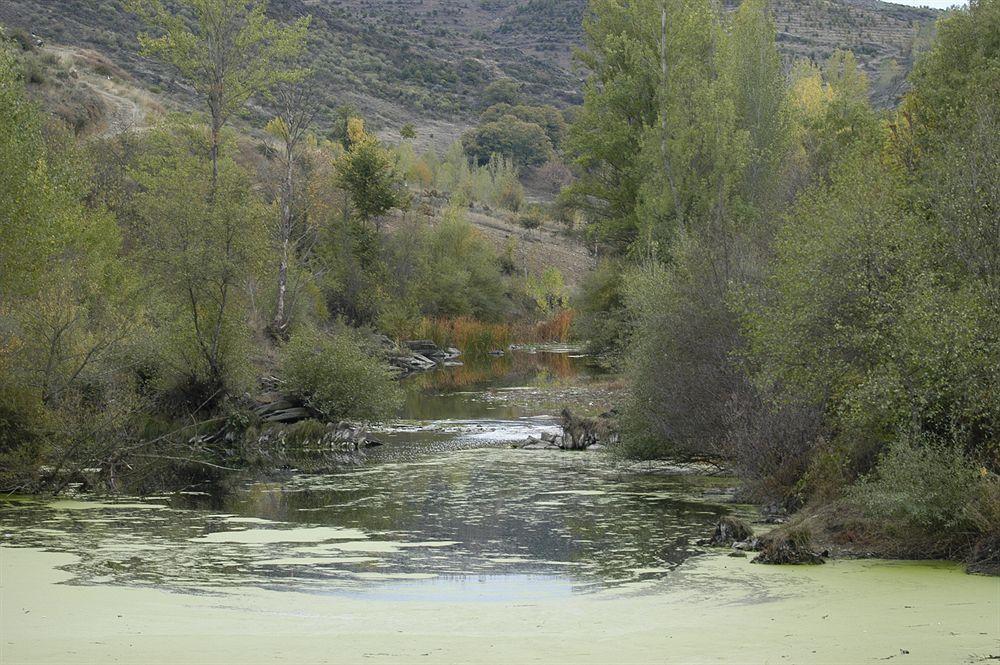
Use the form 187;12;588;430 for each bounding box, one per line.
336;118;406;225
132;121;268;400
128;0;309;177
572;260;629;360
407;317;513;356
479;103;566;147
392;206;510;323
462;115;553;167
0;45;141;489
481;78;521;107
851;435;982;533
279;326;402;423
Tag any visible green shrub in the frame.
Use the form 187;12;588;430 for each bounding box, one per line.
279;328;402;423
849;434;982;535
0;385;46;489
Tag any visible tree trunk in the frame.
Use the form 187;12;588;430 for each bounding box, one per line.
273;150;294;333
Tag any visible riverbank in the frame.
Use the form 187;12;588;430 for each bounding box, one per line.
3;546;996;665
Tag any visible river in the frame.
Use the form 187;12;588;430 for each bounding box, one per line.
1;350;997;664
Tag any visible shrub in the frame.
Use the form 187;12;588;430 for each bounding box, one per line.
849;434;982;538
572;259;630;360
496;177;524;212
279;327;402;423
0;385;46;490
461;116;553;167
519;205;544;231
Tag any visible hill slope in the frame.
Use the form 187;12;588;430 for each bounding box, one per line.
2;0;937;134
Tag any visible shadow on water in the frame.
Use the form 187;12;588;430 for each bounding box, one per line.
0;349;746;601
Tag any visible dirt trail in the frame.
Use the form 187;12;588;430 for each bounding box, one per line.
45;44;154;137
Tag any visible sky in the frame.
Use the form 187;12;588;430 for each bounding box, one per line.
885;0;966;8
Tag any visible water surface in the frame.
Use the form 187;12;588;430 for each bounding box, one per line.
1;350;997;663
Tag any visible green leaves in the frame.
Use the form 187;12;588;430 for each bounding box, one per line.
335;121;406;225
132;120;268;394
279;327;402;424
128;0;310;130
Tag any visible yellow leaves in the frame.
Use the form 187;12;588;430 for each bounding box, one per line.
346;117;367;147
790;63;832;122
265;116;290;142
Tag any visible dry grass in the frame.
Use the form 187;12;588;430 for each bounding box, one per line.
404;310;575;355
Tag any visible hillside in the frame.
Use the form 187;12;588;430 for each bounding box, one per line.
1;0;937;137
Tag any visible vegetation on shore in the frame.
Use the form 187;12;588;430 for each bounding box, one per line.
565;0;998;568
0;0;995;576
0;0;572;494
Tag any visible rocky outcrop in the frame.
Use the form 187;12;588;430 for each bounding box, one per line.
254;392;311;424
389;340;463;377
517;432;564;450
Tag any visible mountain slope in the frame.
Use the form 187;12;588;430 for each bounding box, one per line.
1;0;937;132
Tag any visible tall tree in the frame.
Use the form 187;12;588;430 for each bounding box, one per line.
127;0;309;187
266;77;320;334
133;122;267;399
724;0;792;215
562;0;660;251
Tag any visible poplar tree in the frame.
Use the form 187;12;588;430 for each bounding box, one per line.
128;0;309;187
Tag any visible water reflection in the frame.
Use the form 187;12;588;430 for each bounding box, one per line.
400;349;605;422
0;449;739;598
0;350;745;601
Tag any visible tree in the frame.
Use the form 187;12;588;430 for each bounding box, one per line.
0;45;138;487
133;122;268;401
461;115;553;167
562;0;660;250
724;0;793;215
0;47;134;405
336;118;405;229
479;103;566;147
128;0;309;187
481;78;521;108
266;77;320;334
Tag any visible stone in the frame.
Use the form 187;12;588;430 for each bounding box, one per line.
705;516;755;547
405;340;440;353
752;528;825;565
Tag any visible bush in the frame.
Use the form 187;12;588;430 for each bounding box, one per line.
519;205;544;231
462;116;553;167
0;385;46;490
279;328;402;423
572;259;630;361
849;434;983;540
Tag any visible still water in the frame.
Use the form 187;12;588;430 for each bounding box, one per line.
0;351;737;599
2;351;997;664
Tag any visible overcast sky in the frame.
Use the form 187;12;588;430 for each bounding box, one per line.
885;1;966;8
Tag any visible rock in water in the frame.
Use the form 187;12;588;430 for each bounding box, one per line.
703;516;755;547
752;527;825;565
560;408;619;450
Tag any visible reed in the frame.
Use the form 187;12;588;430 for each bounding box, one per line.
412;317;514;355
526;309;575;343
404;310;575;356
